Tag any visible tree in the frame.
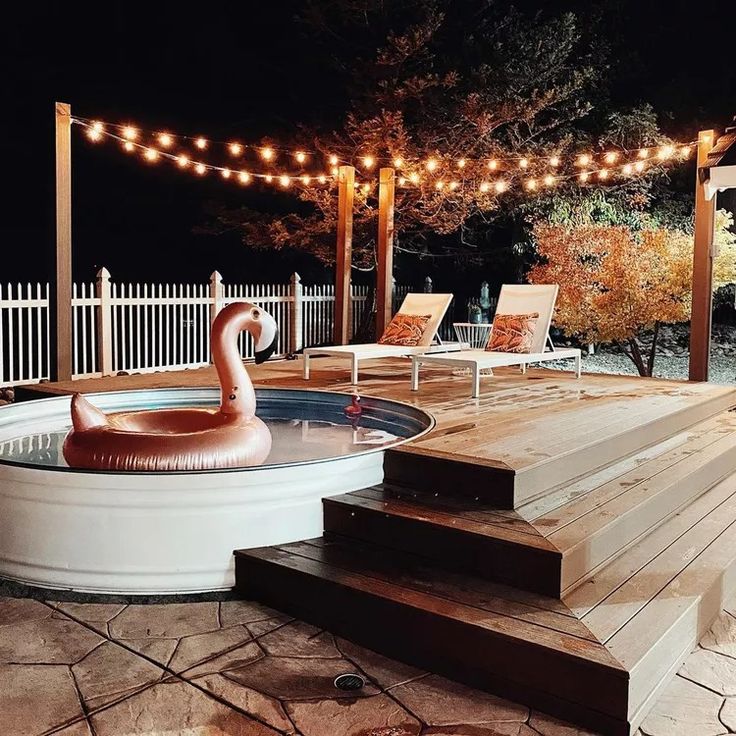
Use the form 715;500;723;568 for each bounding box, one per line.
529;212;736;376
205;1;673;272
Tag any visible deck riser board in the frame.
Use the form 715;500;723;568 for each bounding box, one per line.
323;497;562;596
234;548;629;734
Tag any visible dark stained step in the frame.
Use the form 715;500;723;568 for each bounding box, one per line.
234;538;629;736
322;486;563;597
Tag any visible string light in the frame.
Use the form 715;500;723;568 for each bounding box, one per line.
638;148;649;159
393;157;403;168
579;171;589;183
87;121;103;142
144;148;159;162
680;146;691;158
265;174;273;183
318;174;327;184
544;174;556;186
577;154;591;167
494;180;508;193
176;155;189;168
229;142;243;156
598;168;609;180
449;181;459;190
238;171;251;184
604;151;618;164
526;179;538;191
398;176;406;186
362;155;375;169
634;160;646;172
479;181;490;193
329;155;339;166
301;175;310;185
519;158;529;169
261;147;274;161
657;145;675;160
195;137;207;150
195;163;207;175
622;163;633;175
295;151;306;163
279;175;290;187
158;133;173;148
457;158;466;169
362;183;370;193
435;181;445;190
221;168;231;179
487;159;498;171
426;158;438;172
122;126;138;141
123;141;135;152
409;172;420;184
549;156;560;167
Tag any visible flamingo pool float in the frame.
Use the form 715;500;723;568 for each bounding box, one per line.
344;394;362;419
62;302;279;472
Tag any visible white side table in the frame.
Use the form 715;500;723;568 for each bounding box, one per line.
453;322;493;350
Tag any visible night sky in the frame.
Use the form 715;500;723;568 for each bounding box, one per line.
2;0;734;287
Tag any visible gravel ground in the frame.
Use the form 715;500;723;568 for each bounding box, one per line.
556;351;736;385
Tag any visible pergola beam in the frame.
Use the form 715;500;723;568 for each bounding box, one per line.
688;130;717;382
333;165;355;345
376;167;396;337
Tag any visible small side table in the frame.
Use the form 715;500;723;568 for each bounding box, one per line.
453;322;492;350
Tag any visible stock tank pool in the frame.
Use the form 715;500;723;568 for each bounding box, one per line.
0;388;433;594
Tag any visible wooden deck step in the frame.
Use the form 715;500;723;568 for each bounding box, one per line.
325;412;736;598
384;386;736;508
322;486;562;596
234;538;629;736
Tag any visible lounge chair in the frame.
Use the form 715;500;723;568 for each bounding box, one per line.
303;292;456;385
409;284;581;398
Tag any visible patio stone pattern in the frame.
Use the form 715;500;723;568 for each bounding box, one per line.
2;594;736;735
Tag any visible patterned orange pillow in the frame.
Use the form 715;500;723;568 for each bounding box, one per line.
378;313;432;346
486;312;540;353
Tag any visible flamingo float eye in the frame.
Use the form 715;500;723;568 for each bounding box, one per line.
229;394;237;401
252;309;261;320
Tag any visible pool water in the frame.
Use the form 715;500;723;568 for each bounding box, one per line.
0;388;433;471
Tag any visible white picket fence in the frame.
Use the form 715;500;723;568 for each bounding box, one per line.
0;271;380;388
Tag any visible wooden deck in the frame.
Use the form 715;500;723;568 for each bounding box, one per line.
18;356;736;735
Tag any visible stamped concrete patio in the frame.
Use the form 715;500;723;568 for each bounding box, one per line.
1;589;735;736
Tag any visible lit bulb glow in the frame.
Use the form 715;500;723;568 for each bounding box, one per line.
265;174;273;183
634;160;646;172
426;158;438;172
449;181;459;190
295;151;306;163
494;180;508;193
487;159;498;170
229;143;243;156
457;158;466;169
329;155;338;166
679;146;691;158
544;174;556;186
549;156;560;167
261;147;274;161
393;157;403;168
577;154;591;167
638;148;649;159
195;137;207;150
123;141;135;152
301;175;311;184
362;155;375;169
579;172;589;182
221;168;231;179
604;151;618;164
362;183;370;193
657;145;675;160
330;166;338;176
279;175;290;187
238;171;251;184
177;155;189;168
195;163;206;175
435;181;445;190
158;133;173;148
122;126;138;140
144;148;159;161
599;168;609;180
526;179;538;191
519;158;529;169
479;181;490;193
398;176;406;186
622;163;633;175
409;172;420;184
87;123;103;142
318;175;327;184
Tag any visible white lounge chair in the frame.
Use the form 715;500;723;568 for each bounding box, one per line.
303;292;456;385
410;284;581;398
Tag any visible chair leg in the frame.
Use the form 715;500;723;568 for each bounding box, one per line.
575;353;582;378
472;365;480;399
411;359;419;392
520;363;527;374
303;353;310;380
351;356;359;386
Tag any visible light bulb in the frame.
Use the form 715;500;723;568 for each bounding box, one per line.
657;145;674;160
449;181;459;190
221;168;231;179
398;176;406;186
195;163;206;175
638;148;649;159
362;155;375;169
195;137;207;150
122;126;138;141
229;143;243;156
279;175;290;187
599;168;609;180
544;174;556;186
329;154;338;166
295;151;306;163
123;141;135;152
604;151;618;164
331;166;339;176
519;158;529;169
362;183;370;193
265;174;273;183
487;159;498;170
457;158;466;169
634;160;646;172
579;171;589;182
177;155;189;167
435;181;445;190
238;171;251;184
577;153;591;167
479;181;490;193
301;175;311;184
393;157;403;168
158;133;173;148
92;121;103;133
549;156;560;167
87;125;102;142
622;163;633;175
426;158;437;172
494;180;508;193
144;148;159;161
261;147;274;161
526;179;538;191
409;172;420;184
679;146;691;158
318;175;327;184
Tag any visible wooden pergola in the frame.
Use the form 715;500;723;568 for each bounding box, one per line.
689;124;736;381
54;103;735;383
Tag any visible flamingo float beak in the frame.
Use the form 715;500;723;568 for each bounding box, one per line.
254;308;279;364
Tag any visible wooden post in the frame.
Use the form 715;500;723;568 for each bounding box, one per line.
334;166;354;345
688;129;718;381
54;102;73;381
96;267;113;376
289;272;303;354
376;167;396;337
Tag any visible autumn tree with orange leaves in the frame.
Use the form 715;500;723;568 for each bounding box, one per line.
528;224;692;376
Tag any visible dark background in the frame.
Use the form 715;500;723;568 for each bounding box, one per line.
2;0;734;288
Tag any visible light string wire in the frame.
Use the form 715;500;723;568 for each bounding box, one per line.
75;117;698;195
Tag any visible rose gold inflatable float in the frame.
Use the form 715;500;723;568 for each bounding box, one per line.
63;302;279;471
